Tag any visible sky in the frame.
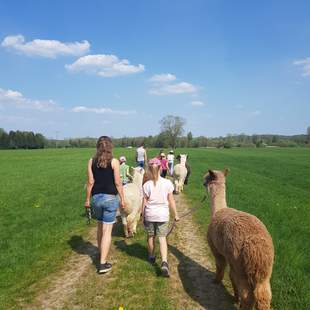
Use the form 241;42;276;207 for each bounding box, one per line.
0;0;309;139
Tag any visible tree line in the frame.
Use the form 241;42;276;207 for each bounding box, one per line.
0;129;46;149
1;117;309;149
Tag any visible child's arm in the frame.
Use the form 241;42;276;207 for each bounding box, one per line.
126;166;133;180
167;192;179;221
141;197;147;224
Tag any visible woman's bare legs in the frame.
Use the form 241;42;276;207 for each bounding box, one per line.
97;221;103;253
98;222;113;264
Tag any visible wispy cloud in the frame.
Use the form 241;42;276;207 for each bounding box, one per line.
250;110;261;117
149;73;197;95
191;100;205;107
72;106;136;115
149;73;176;83
293;57;310;77
66;54;145;77
1;34;90;58
0;87;59;111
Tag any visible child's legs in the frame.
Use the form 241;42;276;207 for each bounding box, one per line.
158;237;168;262
147;236;156;256
157;222;169;262
144;221;156;256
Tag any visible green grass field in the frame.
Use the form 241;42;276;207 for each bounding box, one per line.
0;147;309;309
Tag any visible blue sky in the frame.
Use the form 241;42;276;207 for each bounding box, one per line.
0;0;309;139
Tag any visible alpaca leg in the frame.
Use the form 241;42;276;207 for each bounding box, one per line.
254;281;272;310
132;212;141;235
229;268;239;303
239;279;254;310
121;215;129;238
214;254;227;283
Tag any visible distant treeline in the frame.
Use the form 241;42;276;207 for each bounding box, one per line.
48;133;309;149
0;129;46;149
1;128;309;150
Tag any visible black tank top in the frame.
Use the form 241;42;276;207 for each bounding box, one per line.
91;159;118;196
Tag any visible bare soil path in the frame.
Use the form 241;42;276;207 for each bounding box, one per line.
23;193;235;309
168;194;236;309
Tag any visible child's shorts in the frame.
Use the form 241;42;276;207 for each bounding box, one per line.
144;221;169;237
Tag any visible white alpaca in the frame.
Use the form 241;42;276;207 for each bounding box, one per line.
173;154;188;194
121;167;144;237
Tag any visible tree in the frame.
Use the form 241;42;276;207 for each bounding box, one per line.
187;131;193;147
307;127;310;144
159;115;186;148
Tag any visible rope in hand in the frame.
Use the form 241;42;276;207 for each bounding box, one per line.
166;194;208;237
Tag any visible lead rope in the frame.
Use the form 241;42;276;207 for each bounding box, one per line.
166;193;208;237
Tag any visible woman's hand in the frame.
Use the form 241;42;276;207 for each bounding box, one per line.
120;200;126;209
175;214;180;222
84;200;90;208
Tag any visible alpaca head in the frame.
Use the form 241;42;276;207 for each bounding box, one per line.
203;168;229;190
131;167;145;187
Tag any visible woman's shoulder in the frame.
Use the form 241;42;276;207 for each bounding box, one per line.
111;158;119;167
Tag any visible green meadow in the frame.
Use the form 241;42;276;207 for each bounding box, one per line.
0;147;309;309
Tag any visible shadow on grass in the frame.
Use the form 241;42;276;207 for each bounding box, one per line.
169;245;236;310
114;240;162;276
112;216;125;238
68;235;98;268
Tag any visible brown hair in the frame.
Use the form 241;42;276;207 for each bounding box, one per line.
94;136;113;168
147;164;160;186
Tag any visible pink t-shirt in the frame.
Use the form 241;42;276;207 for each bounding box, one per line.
143;177;174;222
160;159;168;170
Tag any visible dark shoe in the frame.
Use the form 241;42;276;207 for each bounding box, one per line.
161;261;170;277
148;255;156;265
98;262;112;274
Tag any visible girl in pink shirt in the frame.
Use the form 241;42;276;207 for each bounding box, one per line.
142;158;179;277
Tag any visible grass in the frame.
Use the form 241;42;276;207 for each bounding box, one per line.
182;147;310;310
0;147;309;309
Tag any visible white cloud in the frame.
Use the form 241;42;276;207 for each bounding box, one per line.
150;81;197;95
149;73;198;95
0;87;58;111
72;106;136;115
149;73;176;83
293;57;310;77
1;34;90;58
191;100;205;107
65;54;145;77
250;110;261;116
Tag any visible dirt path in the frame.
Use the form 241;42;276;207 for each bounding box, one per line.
24;229;99;310
24;193;235;309
168;194;236;309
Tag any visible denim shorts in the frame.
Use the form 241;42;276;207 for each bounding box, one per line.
91;194;119;224
137;160;145;168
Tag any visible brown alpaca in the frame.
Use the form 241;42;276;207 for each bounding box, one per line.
204;169;274;310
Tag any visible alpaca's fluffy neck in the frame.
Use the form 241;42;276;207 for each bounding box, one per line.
209;183;227;218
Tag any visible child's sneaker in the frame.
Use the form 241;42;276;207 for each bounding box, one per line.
161;261;170;277
148;255;156;265
98;262;112;274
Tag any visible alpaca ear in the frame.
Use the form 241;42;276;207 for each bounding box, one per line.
208;169;216;180
223;168;230;176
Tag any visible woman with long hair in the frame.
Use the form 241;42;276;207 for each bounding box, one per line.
142;158;179;277
84;136;125;274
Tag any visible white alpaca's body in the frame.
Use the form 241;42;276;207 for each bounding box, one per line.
173;154;187;193
121;167;144;237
